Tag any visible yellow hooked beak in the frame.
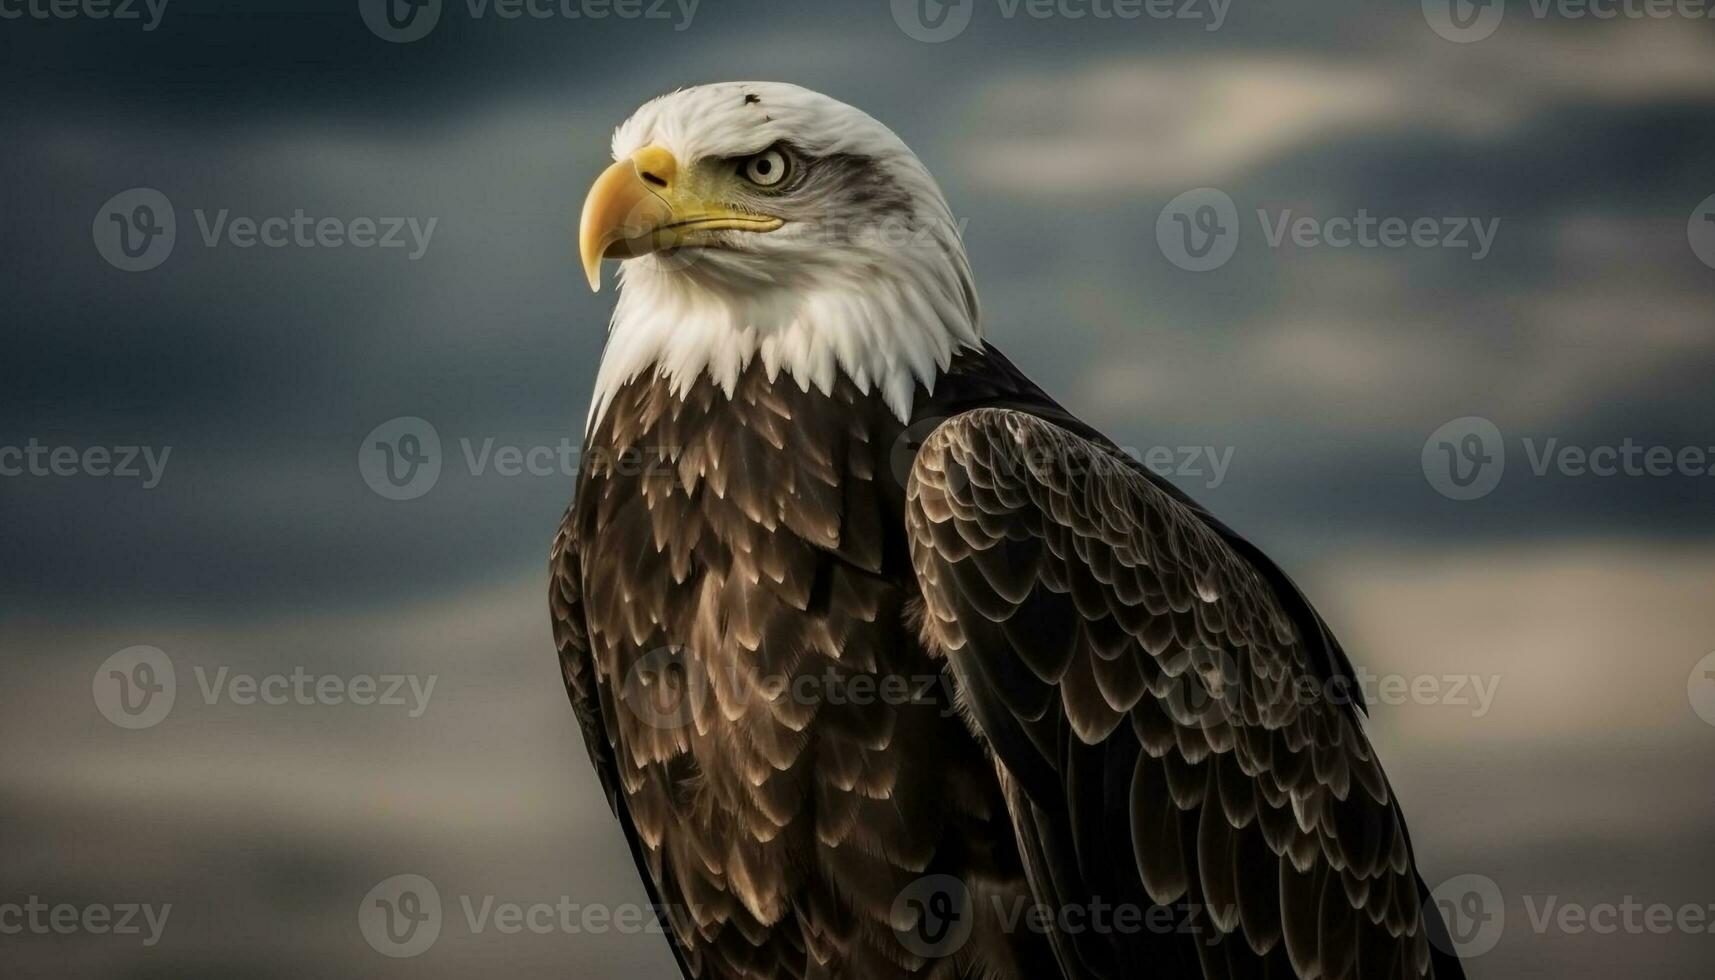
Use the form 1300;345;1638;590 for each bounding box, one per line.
578;144;785;292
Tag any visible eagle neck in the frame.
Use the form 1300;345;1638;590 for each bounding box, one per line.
585;254;981;435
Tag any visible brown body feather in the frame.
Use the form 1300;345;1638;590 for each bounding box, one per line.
552;344;1464;980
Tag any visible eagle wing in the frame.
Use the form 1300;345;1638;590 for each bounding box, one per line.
904;408;1461;980
550;508;699;979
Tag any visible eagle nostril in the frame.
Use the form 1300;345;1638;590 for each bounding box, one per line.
640;171;669;189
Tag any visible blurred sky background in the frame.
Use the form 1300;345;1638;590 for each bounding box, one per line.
3;0;1715;977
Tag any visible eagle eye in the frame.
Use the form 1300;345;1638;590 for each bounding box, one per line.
740;147;792;188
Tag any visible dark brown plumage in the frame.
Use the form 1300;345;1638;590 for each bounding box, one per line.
551;343;1465;980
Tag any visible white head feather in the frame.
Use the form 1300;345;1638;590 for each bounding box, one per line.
587;81;981;430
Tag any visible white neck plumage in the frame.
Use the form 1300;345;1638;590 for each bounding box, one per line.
587;231;982;433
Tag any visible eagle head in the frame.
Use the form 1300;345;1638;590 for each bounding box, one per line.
578;82;980;427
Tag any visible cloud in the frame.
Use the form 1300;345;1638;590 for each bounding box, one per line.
1316;538;1715;745
962;20;1715;196
1073;213;1715;436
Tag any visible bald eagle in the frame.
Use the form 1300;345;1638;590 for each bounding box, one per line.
552;82;1464;980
